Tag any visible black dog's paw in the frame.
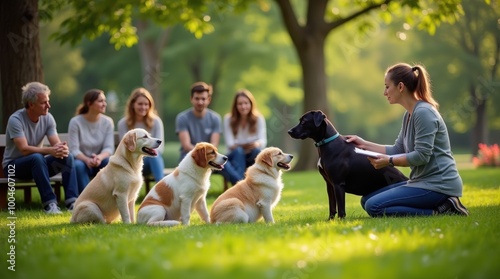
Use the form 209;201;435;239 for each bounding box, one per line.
328;215;336;221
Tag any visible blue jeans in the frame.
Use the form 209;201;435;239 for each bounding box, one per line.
221;147;261;185
361;181;449;217
143;155;165;183
75;158;109;193
3;153;78;207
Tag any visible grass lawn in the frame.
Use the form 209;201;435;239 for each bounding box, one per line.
1;165;499;279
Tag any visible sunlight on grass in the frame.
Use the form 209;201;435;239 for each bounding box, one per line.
0;169;499;279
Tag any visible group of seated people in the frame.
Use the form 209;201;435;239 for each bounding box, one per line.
2;81;266;214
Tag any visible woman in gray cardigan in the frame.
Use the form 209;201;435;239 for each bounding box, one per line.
68;89;114;193
346;63;468;217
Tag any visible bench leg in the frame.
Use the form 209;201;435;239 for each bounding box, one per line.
0;186;7;209
54;182;62;202
24;188;32;204
223;178;230;192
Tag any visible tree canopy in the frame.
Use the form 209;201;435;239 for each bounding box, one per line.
2;0;498;170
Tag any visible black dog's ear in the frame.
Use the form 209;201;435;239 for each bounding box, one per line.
313;111;326;127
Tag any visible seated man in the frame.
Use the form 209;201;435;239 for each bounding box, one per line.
2;82;78;214
175;81;240;184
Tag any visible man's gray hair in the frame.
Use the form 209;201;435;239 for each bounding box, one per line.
21;82;51;108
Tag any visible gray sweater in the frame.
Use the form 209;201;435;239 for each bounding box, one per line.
68;114;115;158
385;101;463;197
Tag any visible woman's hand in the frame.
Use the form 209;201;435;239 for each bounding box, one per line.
344;135;367;149
367;155;391;169
241;142;258;153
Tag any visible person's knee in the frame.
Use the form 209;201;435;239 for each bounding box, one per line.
65;154;75;165
364;199;383;217
28;154;50;173
74;160;87;173
233;146;245;156
248;148;261;157
30;153;46;164
360;197;367;210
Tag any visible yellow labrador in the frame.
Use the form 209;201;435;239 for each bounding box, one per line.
137;142;227;226
70;128;161;224
210;147;293;224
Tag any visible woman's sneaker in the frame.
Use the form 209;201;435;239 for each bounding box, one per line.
435;197;469;216
44;202;62;214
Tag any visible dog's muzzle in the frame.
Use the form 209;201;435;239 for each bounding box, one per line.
277;154;294;170
209;155;228;170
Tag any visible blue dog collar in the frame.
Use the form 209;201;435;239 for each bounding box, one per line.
315;133;340;147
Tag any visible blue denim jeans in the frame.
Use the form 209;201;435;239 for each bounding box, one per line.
74;157;109;193
361;181;449;217
3;153;78;207
220;147;261;185
143;155;165;183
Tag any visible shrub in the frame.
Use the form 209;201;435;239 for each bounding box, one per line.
472;143;500;168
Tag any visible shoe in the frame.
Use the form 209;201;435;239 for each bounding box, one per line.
435;197;469;216
44;202;63;214
66;202;75;212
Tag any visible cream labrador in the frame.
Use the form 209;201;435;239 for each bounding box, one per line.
137;142;227;226
70;128;161;224
210;147;293;224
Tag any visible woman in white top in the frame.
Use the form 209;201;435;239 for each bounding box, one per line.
118;87;165;182
222;89;267;184
68;89;114;193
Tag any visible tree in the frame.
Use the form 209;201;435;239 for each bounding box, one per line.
273;0;464;170
0;0;247;131
405;0;500;154
0;0;43;131
443;0;500;154
135;21;171;116
0;0;471;170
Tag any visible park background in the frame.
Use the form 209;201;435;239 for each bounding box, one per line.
0;0;499;169
0;2;499;279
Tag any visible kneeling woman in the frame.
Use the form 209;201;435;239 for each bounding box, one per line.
346;63;468;217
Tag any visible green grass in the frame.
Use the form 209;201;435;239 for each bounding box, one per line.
1;168;499;279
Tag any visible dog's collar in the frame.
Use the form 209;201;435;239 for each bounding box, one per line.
314;133;340;147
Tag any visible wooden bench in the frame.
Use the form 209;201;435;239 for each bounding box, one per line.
1;134;60;208
1;133;230;209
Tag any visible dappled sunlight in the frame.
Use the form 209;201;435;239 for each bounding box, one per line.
1;169;498;279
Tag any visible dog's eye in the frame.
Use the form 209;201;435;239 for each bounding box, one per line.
300;120;305;125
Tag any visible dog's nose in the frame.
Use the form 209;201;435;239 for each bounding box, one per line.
156;140;162;144
223;156;228;161
289;154;294;159
287;129;293;134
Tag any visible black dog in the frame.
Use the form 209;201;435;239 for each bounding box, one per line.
288;110;408;219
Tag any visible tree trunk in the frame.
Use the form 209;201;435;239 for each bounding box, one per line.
471;84;488;156
0;0;43;132
294;35;330;170
136;20;171;116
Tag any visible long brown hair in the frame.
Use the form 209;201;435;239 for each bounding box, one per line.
229;89;259;136
75;89;104;115
124;87;158;131
386;63;439;109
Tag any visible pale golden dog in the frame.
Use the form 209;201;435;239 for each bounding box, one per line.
70;128;161;224
137;142;227;226
210;147;293;224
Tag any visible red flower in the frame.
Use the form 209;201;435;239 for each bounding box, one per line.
473;143;500;168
